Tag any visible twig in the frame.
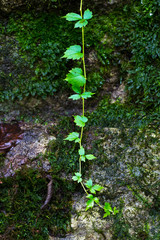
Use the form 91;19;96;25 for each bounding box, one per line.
40;175;53;210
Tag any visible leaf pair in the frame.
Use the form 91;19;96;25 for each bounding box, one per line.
85;179;103;194
69;92;94;100
72;172;82;183
78;147;96;162
64;9;93;28
85;179;103;210
80;154;96;162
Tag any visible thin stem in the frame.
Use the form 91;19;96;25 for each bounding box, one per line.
80;0;86;116
78;3;104;206
82;27;87;80
79;1;102;207
81;182;88;195
97;202;104;209
79;157;82;174
79;125;84;174
79;0;86;175
80;0;82;13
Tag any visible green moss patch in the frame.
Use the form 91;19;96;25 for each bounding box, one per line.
0;168;75;239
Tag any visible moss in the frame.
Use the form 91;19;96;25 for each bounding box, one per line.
46;139;80;175
88;96;160;130
0;168;75;239
0;8;113;101
46;135;86;175
112;201;134;240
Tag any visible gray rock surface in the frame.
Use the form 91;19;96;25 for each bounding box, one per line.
0;122;55;177
50;127;160;240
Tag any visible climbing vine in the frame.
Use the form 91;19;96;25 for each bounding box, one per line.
63;0;118;216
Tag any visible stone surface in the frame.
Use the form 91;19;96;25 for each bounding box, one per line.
0;0;122;13
50;127;160;240
0;122;55;177
0;0;24;13
110;83;126;103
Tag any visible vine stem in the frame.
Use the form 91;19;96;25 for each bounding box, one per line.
79;0;105;212
79;0;86;175
80;182;88;195
78;0;103;205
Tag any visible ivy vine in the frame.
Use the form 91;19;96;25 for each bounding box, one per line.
63;0;118;217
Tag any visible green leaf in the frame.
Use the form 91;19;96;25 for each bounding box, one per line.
81;92;94;99
94;197;99;204
64;13;82;21
69;94;81;100
86;199;94;210
75;138;80;143
104;202;113;213
87;183;103;194
92;185;104;192
75;19;88;28
113;207;119;215
72;172;82;183
85;179;93;189
72;85;81;94
65;68;86;92
79;146;85;156
74;115;88;127
84;9;93;20
86;194;94;200
90;188;96;194
64;132;79;141
103;211;111;218
81;116;88;122
74;172;81;177
72;176;78;181
62;45;83;60
86;194;99;210
81;155;86;162
85;154;96;160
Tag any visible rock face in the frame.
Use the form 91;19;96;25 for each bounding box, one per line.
50;127;160;240
0;122;55;178
0;0;65;13
0;0;124;14
0;0;24;13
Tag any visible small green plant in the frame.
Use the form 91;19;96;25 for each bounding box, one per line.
63;0;118;217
